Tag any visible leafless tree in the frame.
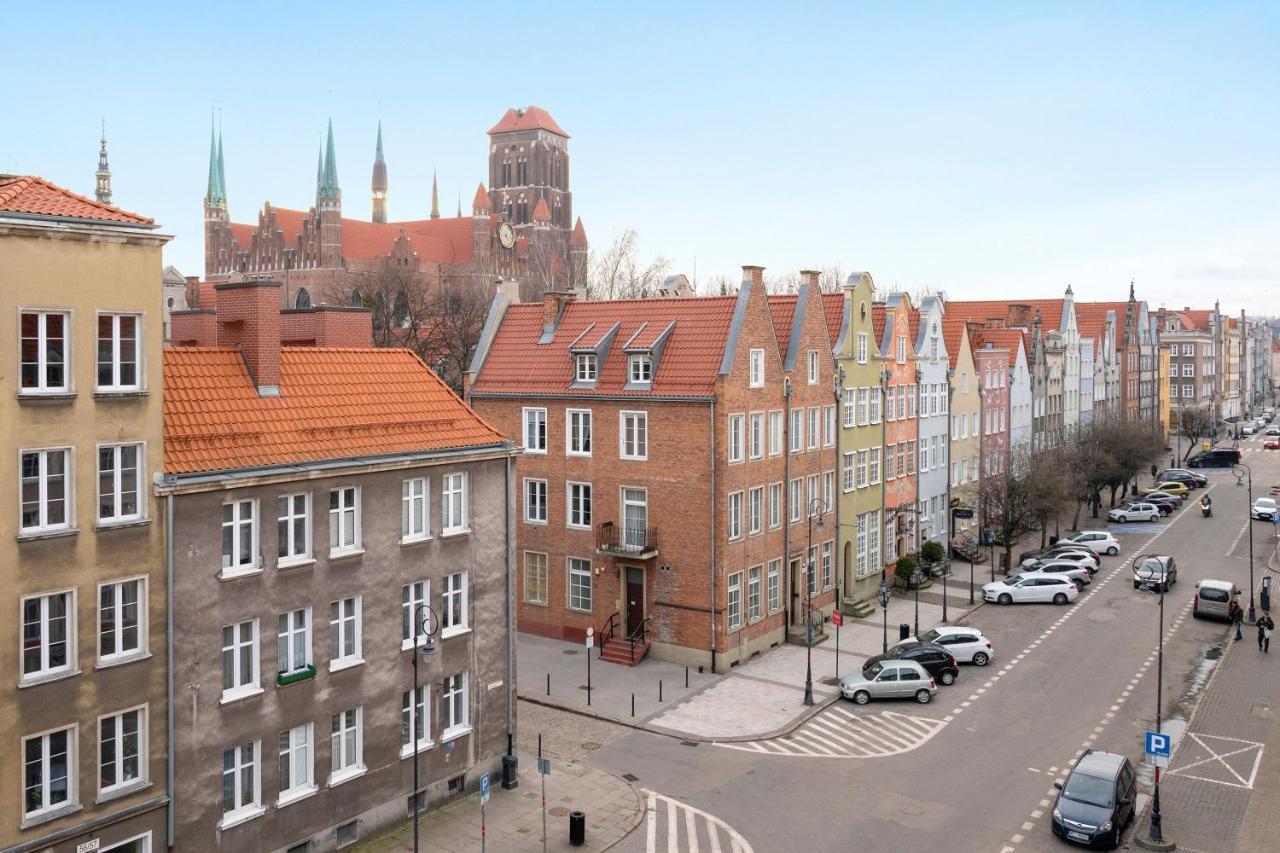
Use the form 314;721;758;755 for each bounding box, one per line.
588;230;671;300
1173;405;1216;463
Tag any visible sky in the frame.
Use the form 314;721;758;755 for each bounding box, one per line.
3;1;1278;314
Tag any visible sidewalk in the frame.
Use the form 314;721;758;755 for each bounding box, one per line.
516;582;978;742
1143;609;1280;853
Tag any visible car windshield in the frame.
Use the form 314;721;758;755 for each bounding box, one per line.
864;662;883;677
1062;772;1114;808
920;629;941;643
1135;558;1165;577
1258;500;1277;510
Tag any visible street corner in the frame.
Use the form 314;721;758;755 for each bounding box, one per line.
645;672;829;741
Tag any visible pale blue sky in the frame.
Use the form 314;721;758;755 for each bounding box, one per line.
3;1;1277;312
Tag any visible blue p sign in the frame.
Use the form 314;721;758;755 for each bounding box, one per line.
1145;731;1170;757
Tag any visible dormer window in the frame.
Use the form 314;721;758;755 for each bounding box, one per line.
575;353;597;383
629;353;652;384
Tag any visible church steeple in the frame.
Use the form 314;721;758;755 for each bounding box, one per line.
318;118;341;209
204;117;226;210
95;120;112;205
371;121;387;223
430;169;440;220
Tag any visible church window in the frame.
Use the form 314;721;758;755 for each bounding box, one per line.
517;157;528;184
501;159;511;187
393;292;409;327
350;289;363;307
294;288;311;310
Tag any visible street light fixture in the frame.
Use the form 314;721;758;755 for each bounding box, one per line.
802;497;829;707
1134;553;1173;850
910;567;923;637
876;582;892;653
410;603;441;853
1233;462;1257;624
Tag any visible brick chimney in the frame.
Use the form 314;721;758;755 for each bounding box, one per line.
541;290;577;336
280;306;373;347
1007;304;1032;329
800;269;821;291
741;265;765;290
214;280;282;396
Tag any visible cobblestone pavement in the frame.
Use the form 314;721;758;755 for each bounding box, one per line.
356;702;642;852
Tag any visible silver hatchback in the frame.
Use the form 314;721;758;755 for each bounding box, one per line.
840;659;937;705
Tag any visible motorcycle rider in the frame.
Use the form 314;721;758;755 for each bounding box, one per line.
1201;494;1212;516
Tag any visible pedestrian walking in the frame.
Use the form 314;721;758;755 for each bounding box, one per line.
1232;603;1244;641
1261;616;1275;654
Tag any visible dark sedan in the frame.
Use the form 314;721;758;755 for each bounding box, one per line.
863;642;960;686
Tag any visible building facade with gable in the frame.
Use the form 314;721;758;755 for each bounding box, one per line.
878;294;919;573
913;297;951;549
942;319;980;546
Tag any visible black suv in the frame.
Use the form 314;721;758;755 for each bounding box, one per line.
863;643;960;686
1051;750;1136;849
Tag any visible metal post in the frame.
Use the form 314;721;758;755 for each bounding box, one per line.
659;679;663;702
942;557;949;622
586;640;592;706
685;666;689;688
1147;574;1167;845
539;735;547;853
912;569;921;637
546;672;550;696
412;646;420;853
882;598;888;653
803;503;815;706
1236;463;1257;623
835;583;841;679
481;788;487;853
410;603;438;853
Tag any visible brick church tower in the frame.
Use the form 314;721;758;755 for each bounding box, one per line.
317;119;343;268
488;106;573;234
203;120;230;277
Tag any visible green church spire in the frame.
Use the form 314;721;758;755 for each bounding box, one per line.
319;118;341;202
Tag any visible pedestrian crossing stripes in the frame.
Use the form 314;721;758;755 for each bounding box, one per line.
713;705;946;758
642;789;754;853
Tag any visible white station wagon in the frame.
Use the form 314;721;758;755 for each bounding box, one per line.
984;573;1080;606
1062;530;1120;557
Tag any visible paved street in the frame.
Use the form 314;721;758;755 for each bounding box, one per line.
525;436;1280;853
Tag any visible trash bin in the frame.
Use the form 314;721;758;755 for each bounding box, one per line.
1262;577;1272;614
569;810;586;846
501;754;519;790
899;623;910;641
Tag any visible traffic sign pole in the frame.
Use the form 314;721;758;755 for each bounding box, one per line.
479;773;490;853
586;628;594;706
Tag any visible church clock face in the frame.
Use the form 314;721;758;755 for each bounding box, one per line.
498;222;516;249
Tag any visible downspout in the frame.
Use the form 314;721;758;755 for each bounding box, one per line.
505;454;515;760
782;379;792;627
165;493;175;850
708;399;717;674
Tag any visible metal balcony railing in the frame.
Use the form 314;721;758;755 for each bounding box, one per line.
595;521;659;556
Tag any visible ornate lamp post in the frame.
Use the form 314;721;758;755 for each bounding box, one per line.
802;497;829;706
1233;462;1256;624
910;567;923;637
876;582;892;653
411;604;440;853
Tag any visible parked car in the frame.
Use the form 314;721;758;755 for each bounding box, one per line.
1136;494;1180;515
1265;425;1280;437
1243;424;1257;436
840;659;937;705
1108;502;1160;523
1266;437;1280;450
1252;497;1278;521
865;642;960;686
1041;550;1099;573
1192;579;1240;621
1051;750;1137;850
898;627;994;666
1062;531;1121;557
1022;559;1093;589
1188;448;1242;467
1020;546;1098;569
1132;555;1177;591
1157;469;1206;489
984;573;1079;605
1140;481;1189;498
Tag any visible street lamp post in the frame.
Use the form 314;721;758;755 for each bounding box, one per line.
1234;462;1257;624
803;497;828;707
1135;553;1171;849
876;582;892;653
910;567;923;637
411;604;441;853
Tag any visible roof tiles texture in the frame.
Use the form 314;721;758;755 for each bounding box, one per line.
470;297;737;398
164;347;504;475
230;207;475;264
488;106;569;137
940;318;969;370
0;175;153;224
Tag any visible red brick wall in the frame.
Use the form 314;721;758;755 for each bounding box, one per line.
280;308;374;347
170;310;217;346
213;281;282;388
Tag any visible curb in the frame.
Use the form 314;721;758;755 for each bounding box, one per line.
599;777;648;852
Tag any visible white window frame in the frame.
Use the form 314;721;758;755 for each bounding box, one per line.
769;411;784;456
567;557;592;612
218;740;262;829
95;312;142;392
220;498;258;577
790;409;803;453
328;707;365;785
857;333;868;364
822;541;833;589
856;450;868;488
441;571;469;638
277;492;312;566
401;687;432;758
328;486;362;556
869;447;881;485
727;491;743;540
401;478;430;543
566;409;593;457
749;349;765;387
98;577;145;666
97;442;143;525
401;582;429;651
843;389;855;427
23;725;76;821
747;487;763;535
789;478;802;523
277;607;312;677
19;446;72;535
524;478;548;524
823;404;836;446
767;559;781;612
524;551;549;606
628;353;652;384
329;596;362;672
620;411;648;460
807;350;820;384
21;589;75;683
823;470;835;511
727;414;745;463
843;452;855;492
277;723;316;806
19;309;71;394
566;481;592;529
807;407;820;450
574;353;597;383
727;572;743;631
522;407;547;454
768;482;782;529
98;705;146;797
747;565;762;621
221;618;260;703
442;472;469;535
748;412;764;459
442;672;471;740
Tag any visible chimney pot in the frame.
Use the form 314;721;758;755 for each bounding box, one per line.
214;280;283;396
799;269;821;290
542;289;577;333
741;265;765;289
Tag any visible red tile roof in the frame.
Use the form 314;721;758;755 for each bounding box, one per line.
765;291;847;357
1073;302;1118;342
532;198;551;222
229;207;476;265
1179;309;1213;332
940;318;969;370
872;304;887;344
470;296;738;398
0;175;153;225
947;298;1068;331
488;106;569;138
970;328;1024;367
164;347;505;475
473;183;491;211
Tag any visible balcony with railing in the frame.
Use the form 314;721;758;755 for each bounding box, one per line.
595;521;659;559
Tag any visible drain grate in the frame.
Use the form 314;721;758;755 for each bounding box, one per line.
680;740;699;747
581;742;600;751
621;773;639;782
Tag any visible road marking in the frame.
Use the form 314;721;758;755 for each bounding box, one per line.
642;789;753;853
1167;733;1266;789
716;708;946;759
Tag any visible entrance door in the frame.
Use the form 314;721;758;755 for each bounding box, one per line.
625;567;645;633
790;557;803;625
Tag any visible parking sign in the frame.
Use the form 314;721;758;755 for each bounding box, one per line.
480;772;490;805
1145;730;1170;768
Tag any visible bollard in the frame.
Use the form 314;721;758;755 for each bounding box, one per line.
685;666;689;688
631;693;635;717
546;672;550;696
659;679;663;702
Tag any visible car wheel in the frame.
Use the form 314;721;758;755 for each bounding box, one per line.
1149;515;1159;522
1192;607;1201;619
998;593;1013;605
1117;516;1127;523
1107;546;1119;556
1053;592;1069;605
852;690;870;705
915;689;932;704
940;670;956;686
972;652;989;667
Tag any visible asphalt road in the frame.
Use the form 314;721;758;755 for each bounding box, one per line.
571;436;1280;853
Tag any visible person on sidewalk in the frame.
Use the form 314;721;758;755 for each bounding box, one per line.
1260;615;1275;653
1232;603;1244;641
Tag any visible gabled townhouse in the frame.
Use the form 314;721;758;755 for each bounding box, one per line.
968;330;1012;478
941;319;980;543
465;269;840;673
163;283;518;852
1074;303;1123;423
1;177;171;853
877;295;919;571
836;273;887;615
1078;332;1095;428
943;303;1037;450
1156;306;1225;444
913;297;951;549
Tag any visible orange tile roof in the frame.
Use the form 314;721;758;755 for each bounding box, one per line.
164;347;505;475
872;304;887;344
766;295;798;357
940;318;969;370
488;106;569;137
228;207;475;265
570;217;588;246
1073;302;1118;342
471;296;738;398
947;298;1066;331
0;175;153;225
970;328;1024;367
1179;309;1213;332
473;183;491;210
532;198;551;222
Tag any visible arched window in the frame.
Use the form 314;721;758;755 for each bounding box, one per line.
501;158;511;187
350;289;364;307
393;292;409;327
516;193;528;224
517;156;528;185
294;287;311;309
